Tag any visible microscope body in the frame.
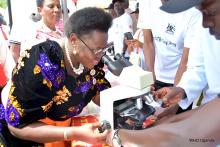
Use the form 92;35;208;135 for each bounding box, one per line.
100;54;156;130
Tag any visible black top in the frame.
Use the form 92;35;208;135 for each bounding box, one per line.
3;40;110;128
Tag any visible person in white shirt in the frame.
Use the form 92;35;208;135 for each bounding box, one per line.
104;3;117;19
156;24;220;109
9;0;63;62
108;0;133;57
20;0;63;54
155;27;220;117
125;4;146;70
9;19;38;62
138;0;202;91
155;0;220;110
127;28;146;70
105;0;220;146
123;0;137;33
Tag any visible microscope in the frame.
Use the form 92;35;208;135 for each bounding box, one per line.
100;53;157;130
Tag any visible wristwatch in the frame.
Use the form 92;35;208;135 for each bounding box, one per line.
112;129;123;147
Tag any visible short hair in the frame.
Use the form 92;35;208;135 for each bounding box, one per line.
124;0;129;8
112;0;125;5
36;0;44;7
64;7;112;38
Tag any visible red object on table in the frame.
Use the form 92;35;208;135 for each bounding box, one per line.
142;115;157;129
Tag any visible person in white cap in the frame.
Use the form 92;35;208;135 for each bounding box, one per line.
106;0;220;146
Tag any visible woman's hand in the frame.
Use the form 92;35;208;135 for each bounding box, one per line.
131;39;143;49
125;38;143;54
71;122;110;145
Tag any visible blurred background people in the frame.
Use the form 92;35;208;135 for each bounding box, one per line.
104;3;116;19
123;0;137;33
108;0;133;59
125;2;146;70
9;0;63;62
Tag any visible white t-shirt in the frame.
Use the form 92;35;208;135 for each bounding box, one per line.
125;7;137;33
178;28;220;109
137;0;151;30
20;20;63;54
131;29;146;70
108;13;133;55
9;18;37;45
137;0;202;83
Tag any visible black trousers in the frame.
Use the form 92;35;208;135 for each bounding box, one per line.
154;80;173;91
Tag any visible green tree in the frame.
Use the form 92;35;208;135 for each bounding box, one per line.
0;0;7;8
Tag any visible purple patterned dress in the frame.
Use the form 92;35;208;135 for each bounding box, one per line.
0;40;110;146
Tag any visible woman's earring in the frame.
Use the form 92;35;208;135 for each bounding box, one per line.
72;42;77;55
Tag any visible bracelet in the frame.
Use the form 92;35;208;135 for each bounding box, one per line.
63;127;68;140
112;129;123;147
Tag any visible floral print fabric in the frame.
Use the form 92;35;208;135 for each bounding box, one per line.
1;40;110;128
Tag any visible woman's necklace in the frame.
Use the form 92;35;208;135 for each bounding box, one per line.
64;41;84;75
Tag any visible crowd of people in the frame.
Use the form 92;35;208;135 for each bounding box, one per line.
0;0;220;146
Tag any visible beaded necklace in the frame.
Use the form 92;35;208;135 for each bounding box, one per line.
64;41;84;75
